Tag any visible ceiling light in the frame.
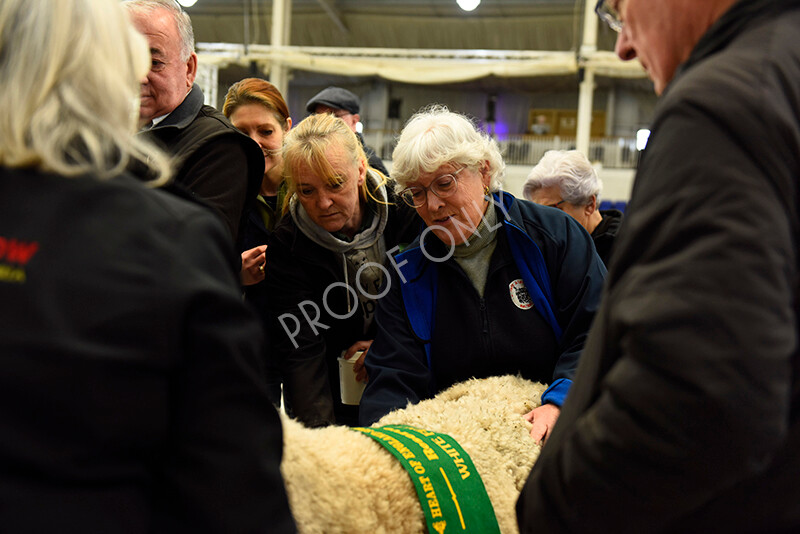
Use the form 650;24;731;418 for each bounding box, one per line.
457;0;480;12
178;0;197;7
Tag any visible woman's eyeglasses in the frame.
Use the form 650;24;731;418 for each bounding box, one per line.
400;167;466;208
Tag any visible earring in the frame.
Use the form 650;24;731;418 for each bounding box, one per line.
484;185;490;195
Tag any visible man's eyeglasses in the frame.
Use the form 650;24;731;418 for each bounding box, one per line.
595;0;623;33
400;167;466;208
547;200;567;209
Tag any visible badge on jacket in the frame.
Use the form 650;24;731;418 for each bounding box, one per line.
509;279;533;310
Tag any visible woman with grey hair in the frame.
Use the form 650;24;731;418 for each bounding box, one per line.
0;0;294;531
359;106;606;443
524;149;624;265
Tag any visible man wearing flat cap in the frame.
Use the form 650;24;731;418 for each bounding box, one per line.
306;86;390;176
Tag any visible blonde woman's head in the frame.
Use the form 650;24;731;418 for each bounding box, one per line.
0;0;171;182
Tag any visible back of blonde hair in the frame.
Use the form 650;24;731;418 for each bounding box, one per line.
0;0;171;182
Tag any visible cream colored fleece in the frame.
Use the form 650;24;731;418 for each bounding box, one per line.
280;375;547;534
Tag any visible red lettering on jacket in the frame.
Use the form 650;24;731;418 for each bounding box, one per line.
0;237;40;265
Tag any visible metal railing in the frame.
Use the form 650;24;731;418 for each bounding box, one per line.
364;131;641;169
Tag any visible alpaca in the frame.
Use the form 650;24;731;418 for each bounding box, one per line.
279;375;546;533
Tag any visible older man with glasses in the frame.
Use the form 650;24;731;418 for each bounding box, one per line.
517;0;800;532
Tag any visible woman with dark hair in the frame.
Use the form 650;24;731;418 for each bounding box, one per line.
223;78;292;285
223;78;293;405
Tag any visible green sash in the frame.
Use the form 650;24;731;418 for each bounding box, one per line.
352;424;500;534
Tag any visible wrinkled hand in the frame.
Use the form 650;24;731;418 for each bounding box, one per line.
523;403;561;444
240;245;267;286
344;340;373;384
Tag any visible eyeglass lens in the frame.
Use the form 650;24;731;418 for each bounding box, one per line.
402;171;461;207
595;0;623;32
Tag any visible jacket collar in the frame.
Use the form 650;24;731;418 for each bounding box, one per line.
150;84;204;132
677;0;800;81
593;209;624;238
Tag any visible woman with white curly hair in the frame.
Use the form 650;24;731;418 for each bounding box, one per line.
524;149;623;265
359;106;606;443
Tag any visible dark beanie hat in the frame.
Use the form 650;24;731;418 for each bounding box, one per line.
305;86;360;115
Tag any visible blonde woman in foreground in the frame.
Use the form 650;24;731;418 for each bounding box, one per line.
0;0;295;531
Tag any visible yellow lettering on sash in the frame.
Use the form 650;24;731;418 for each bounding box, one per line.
409;460;425;474
372;431;415;459
420;476;433;493
433;520;447;533
384;427;439;460
428;497;443;518
423;448;439;461
432;435;471;479
419;476;442;518
457;461;470;480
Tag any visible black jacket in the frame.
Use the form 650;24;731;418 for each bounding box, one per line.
518;1;800;532
240;188;288;405
264;182;420;427
357;132;389;176
0;167;295;534
359;193;606;425
140;84;264;243
591;208;623;265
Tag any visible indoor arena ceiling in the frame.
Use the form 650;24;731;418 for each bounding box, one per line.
185;0;619;52
183;0;651;95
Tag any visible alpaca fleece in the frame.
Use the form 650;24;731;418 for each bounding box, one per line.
280;375;546;533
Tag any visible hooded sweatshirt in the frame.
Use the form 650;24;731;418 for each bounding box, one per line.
289;168;389;333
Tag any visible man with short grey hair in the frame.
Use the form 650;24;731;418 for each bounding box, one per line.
518;0;800;532
124;0;262;243
524;149;622;265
